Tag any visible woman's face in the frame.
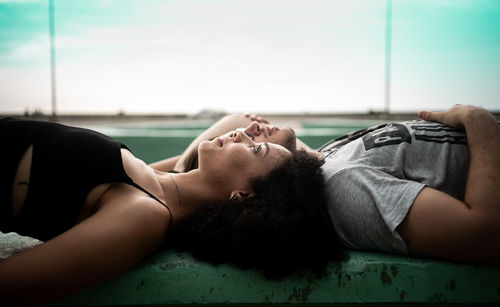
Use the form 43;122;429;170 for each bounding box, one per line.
242;121;297;152
198;130;291;191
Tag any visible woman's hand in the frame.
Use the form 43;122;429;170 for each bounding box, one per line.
244;113;269;124
418;104;492;129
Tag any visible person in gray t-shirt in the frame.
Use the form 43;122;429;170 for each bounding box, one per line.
320;118;470;254
153;105;500;265
319;105;499;264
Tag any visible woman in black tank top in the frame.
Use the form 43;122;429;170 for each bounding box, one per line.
4;105;500;304
0;118;338;305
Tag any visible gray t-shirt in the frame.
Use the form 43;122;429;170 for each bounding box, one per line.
320;120;470;254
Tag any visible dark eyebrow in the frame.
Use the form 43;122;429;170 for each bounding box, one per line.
263;142;270;158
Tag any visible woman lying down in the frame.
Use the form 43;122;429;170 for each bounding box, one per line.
0;115;341;304
1;104;499;304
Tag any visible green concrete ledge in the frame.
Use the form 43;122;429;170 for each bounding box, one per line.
50;250;500;306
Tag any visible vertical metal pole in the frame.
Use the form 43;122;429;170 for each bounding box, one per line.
49;0;57;119
384;0;392;113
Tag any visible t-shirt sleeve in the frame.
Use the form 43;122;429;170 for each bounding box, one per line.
324;166;425;254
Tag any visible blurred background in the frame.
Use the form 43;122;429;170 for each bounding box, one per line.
1;0;499;117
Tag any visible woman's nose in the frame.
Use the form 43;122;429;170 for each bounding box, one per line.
233;130;253;143
235;128;255;140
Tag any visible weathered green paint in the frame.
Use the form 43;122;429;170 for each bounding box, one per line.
50;250;500;306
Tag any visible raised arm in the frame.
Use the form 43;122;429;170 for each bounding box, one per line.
149;155;181;172
175;114;260;171
397;105;500;264
149;114;266;172
0;197;170;305
149;113;317;172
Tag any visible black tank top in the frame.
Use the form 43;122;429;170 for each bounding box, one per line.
0;118;170;241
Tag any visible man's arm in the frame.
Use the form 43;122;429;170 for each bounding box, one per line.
397;105;500;264
296;138;316;152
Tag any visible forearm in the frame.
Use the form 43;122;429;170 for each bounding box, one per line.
402;106;500;263
149;155;180;172
184;113;252;147
420;106;500;216
151;115;254;172
461;109;500;217
174;114;253;171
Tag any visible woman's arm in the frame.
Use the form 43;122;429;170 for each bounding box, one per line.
149;155;181;172
397;105;500;264
172;114;261;172
149;114;259;172
150;113;317;172
0;198;170;305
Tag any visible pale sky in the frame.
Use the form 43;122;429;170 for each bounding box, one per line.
0;0;499;115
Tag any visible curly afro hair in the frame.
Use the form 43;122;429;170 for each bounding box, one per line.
170;150;345;279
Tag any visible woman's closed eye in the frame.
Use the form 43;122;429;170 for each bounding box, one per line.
253;144;262;154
